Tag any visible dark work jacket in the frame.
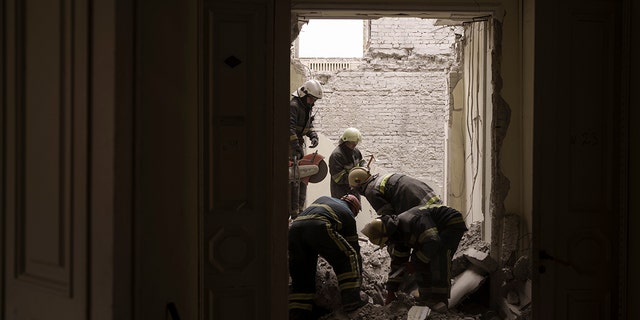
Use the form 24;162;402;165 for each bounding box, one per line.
329;143;365;198
294;196;360;255
361;173;442;216
382;205;468;291
383;205;467;250
289;96;317;150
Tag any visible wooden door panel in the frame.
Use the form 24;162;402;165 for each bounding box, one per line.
3;0;88;318
201;2;272;319
535;1;624;319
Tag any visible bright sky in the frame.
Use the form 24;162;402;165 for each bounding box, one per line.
298;19;364;58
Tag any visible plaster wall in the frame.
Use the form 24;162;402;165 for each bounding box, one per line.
282;0;529;253
297;18;461;197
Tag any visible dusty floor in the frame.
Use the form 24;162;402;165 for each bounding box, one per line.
305;223;501;320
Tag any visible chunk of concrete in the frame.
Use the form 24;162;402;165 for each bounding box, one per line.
513;255;531;281
464;248;499;274
448;265;486;309
518;279;532;308
407;306;431;320
500;215;520;265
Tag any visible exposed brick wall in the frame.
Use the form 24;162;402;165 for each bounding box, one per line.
307;18;462;194
367;17;461;57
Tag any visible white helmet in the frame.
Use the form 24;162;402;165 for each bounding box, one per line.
293;79;323;99
340;127;362;144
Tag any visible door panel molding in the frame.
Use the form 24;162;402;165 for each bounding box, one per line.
534;0;626;319
201;2;270;319
3;0;88;317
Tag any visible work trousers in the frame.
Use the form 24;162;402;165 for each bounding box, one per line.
288;219;361;313
289;180;307;218
412;228;466;302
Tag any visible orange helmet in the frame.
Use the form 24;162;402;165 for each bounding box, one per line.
341;194;361;216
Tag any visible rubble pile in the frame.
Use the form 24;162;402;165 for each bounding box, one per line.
308;222;506;320
495;215;532;320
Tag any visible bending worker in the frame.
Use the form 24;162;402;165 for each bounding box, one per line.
348;167;466;310
289;79;323;218
329;127;366;199
288;195;367;320
361;204;467;313
348;167;442;216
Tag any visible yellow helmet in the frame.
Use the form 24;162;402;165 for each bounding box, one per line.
348;167;371;187
361;219;387;246
340;127;362;144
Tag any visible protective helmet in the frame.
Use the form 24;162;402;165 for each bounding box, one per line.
361;219;388;246
340;127;362;144
294;79;323;99
341;194;361;216
348;167;371;187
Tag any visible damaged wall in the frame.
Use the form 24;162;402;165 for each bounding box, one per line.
291;16;532;319
295;18;462;196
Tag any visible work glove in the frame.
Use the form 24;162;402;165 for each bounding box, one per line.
384;290;397;305
290;143;303;160
379;214;393;225
309;137;319;148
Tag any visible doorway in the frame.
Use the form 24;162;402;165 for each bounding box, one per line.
284;6;517;315
291;13;501;233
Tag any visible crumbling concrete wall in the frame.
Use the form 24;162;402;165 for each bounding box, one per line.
366;17;461;57
308;18;462;194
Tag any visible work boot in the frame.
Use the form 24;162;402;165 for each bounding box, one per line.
343;298;367;312
430;301;448;313
342;288;368;312
291;204;304;218
311;305;331;318
421;298;448;313
289;308;313;320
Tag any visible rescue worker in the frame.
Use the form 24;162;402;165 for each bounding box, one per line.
361;204;467;313
348;167;442;216
348;167;459;309
289;79;323;219
288;194;367;319
329;127;366;199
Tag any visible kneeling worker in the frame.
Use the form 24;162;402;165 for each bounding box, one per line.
361;203;467;313
288;194;367;319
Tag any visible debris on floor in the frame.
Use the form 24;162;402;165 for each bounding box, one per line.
495;215;532;320
302;222;505;320
407;306;431;320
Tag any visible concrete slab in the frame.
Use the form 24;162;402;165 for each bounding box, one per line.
448;265;486;309
407;306;431;320
464;248;499;274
